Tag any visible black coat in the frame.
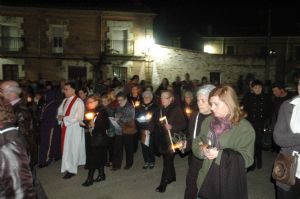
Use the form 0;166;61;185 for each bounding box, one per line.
155;103;187;154
85;107;110;169
185;112;209;152
135;102;158;132
198;149;248;199
242;92;273;142
13;99;38;166
0;124;36;198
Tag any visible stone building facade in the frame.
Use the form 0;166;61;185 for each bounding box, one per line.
0;5;155;82
200;36;300;83
148;45;276;89
1;5;276;89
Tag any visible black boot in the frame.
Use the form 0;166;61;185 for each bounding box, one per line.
155;181;168;193
82;169;95;187
95;167;106;182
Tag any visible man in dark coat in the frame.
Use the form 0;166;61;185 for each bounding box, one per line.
0;80;37;168
0;97;36;198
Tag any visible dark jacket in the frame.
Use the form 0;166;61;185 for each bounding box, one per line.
13;99;34;137
155;103;186;154
0;124;36;198
13;99;38;166
135;101;158;132
198;149;248;199
185;112;209;152
242;92;273;125
115;102;135;135
242;92;273;143
92;107;110;140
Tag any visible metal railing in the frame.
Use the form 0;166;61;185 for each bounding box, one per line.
0;36;23;52
104;39;134;55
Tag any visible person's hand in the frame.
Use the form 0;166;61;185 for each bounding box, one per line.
181;140;187;149
57;115;64;121
79;121;85;126
202;146;219;160
89;120;95;128
165;123;172;130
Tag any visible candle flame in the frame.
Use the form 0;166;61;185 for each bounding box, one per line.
85;112;95;120
172;142;183;150
185;107;192;114
146;112;152;120
134;101;140;107
159;116;167;121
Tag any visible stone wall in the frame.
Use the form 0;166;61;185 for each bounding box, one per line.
150;45;276;89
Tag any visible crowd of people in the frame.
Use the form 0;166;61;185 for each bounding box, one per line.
0;72;300;199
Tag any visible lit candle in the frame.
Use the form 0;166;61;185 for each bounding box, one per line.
85;112;95;121
134;101;141;108
159;116;167;122
185;107;192;115
159;116;175;152
172;142;183;150
146;112;152;120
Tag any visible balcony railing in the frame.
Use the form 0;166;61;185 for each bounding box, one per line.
0;36;23;52
104;39;134;55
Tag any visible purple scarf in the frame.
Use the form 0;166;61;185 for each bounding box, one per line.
209;116;233;138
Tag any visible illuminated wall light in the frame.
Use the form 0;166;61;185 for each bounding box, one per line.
204;44;216;54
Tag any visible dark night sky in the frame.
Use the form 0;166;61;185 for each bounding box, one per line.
2;0;300;44
145;1;300;35
141;0;300;48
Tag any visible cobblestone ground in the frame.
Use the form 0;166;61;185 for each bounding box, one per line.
37;149;277;199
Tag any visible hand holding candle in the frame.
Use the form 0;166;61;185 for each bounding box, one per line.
85;112;95;121
159;116;175;152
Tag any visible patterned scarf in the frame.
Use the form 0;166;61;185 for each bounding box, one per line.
209;116;233;138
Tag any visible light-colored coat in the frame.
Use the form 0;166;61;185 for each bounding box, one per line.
57;96;86;174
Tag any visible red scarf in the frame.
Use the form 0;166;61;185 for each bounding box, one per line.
61;96;78;154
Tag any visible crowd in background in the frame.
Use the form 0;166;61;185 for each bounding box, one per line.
1;72;300;199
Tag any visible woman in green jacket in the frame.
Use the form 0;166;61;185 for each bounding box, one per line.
192;85;255;198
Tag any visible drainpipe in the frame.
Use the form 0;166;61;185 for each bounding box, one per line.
264;8;271;81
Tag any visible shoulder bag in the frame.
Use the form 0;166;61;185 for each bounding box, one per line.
121;120;136;135
272;151;299;186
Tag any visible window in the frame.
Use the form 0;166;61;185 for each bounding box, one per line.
2;64;18;80
295;46;300;60
111;30;128;54
0;25;22;51
226;46;235;55
113;66;127;81
51;26;64;54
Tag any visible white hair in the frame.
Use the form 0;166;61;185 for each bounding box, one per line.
196;84;216;97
